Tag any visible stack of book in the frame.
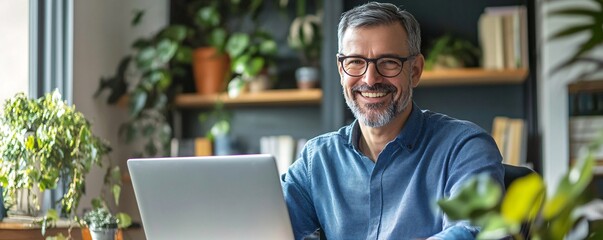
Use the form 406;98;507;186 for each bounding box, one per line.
478;5;528;70
491;116;527;166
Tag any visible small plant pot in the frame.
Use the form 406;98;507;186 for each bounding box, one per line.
295;67;319;90
89;227;117;240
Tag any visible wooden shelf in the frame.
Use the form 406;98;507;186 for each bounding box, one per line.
173;69;525;108
420;68;528;86
174;88;322;108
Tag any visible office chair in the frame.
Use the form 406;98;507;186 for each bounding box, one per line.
503;163;536;189
503;163;537;239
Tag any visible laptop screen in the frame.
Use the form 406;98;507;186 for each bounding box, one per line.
127;154;294;240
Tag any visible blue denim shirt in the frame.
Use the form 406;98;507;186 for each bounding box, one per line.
281;103;504;240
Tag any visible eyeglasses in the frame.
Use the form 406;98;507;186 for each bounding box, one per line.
337;54;416;77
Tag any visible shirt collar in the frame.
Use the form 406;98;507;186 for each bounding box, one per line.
347;101;424;151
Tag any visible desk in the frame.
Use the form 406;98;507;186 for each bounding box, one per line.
0;218;82;240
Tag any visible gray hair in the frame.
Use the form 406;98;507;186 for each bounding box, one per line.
337;2;421;55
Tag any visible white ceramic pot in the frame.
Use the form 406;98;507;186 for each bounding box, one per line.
295;67;319;89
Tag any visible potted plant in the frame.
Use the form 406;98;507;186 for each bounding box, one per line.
0;90;111;225
82;206;128;240
226;30;278;95
95;13;191;157
424;34;481;70
183;0;269;95
198;100;233;155
282;0;322;89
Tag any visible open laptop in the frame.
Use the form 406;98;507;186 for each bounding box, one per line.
127;154;294;240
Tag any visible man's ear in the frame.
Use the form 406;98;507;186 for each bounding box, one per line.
410;54;425;88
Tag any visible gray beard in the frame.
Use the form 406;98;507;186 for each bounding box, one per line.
344;73;413;128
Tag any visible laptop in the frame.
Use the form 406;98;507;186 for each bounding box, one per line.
127;154;294;240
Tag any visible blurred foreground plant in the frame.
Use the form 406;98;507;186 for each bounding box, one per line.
438;136;603;240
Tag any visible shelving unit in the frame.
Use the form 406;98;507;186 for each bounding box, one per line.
174;88;322;108
420;68;528;86
173;69;525;108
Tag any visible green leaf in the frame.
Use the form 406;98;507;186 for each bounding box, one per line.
233;54;251;75
501;173;545;223
129;90;147;117
131;9;145;26
112;184;121;206
46;209;59;221
196;6;220;28
209;28;228;52
550;8;602;18
543;154;594;220
136;47;156;70
155;39;178;65
226;33;250;58
437;174;502;220
259;39;277;56
160;25;188;42
245;57;265;77
549;25;593;40
476;213;515;240
91;197;103;209
116;212;132;229
174;46;193;64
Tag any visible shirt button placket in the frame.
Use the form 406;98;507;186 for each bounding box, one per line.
367;168;383;239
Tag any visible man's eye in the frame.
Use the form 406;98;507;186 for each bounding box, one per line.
348;59;365;65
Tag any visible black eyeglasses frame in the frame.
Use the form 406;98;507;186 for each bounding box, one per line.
337;54;416;77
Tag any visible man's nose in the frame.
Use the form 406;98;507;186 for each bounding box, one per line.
363;63;383;86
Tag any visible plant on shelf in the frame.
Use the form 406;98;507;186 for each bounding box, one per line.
82;201;131;240
82;207;118;240
548;0;603;79
198;100;233;155
95;13;191;158
437;136;603;239
181;0;269;95
226;30;278;96
281;0;323;89
0;91;110;224
424;34;481;70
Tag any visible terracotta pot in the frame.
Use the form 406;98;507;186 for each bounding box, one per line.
192;47;231;95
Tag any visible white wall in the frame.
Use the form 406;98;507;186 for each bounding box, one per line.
539;0;603;193
0;1;29;108
73;1;167;238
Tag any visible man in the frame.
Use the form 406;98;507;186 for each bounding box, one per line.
281;2;504;240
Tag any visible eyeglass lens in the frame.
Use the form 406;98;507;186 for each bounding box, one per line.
342;57;405;77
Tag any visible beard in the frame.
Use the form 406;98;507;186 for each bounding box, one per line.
344;73;413;128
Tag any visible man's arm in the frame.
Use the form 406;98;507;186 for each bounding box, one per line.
281;148;321;240
430;130;505;239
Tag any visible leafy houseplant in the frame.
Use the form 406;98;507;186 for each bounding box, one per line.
424;34;481;70
0;90;110;218
281;0;322;89
96;15;191;157
437;137;603;240
548;0;603;79
226;30;278;94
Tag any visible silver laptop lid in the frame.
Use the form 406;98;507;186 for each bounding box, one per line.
127;154;294;240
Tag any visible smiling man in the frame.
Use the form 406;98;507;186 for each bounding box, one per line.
281;2;504;240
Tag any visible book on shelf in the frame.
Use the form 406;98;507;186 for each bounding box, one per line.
170;137;213;157
478;5;528;70
260;135;306;175
567;80;603;163
491;116;527;166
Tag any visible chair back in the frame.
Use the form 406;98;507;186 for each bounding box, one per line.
503;164;536;189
